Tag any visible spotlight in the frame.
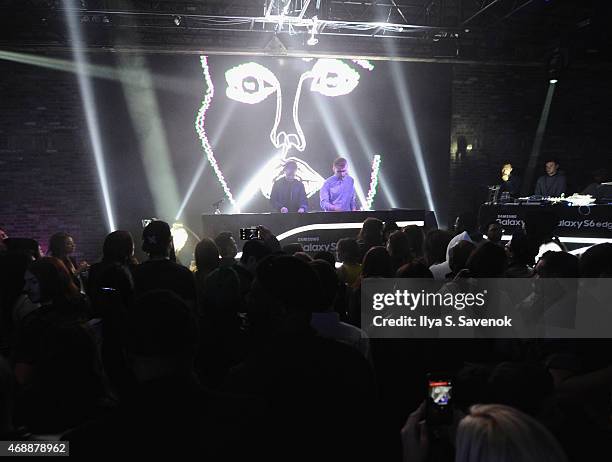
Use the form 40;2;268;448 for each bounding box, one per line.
171;222;189;252
173;15;182;26
549;79;558;84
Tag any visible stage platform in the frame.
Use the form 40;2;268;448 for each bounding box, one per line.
479;203;612;251
202;209;437;254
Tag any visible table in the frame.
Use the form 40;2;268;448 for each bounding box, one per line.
479;203;612;250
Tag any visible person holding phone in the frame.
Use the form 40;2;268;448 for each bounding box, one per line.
270;160;308;213
401;401;567;462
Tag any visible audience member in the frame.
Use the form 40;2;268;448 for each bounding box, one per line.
402;403;568;462
0;251;38;355
348;246;392;326
402;225;425;260
396;260;433;278
14;257;90;385
423;229;453;268
293;251;313;263
505;232;535;278
309;260;370;360
455;404;568;462
466;240;508;278
15;324;115;434
487;361;554;416
579;243;612;277
382;221;399;244
424;229;453;280
87;230;135;310
2;238;41;260
336;237;362;286
357;217;384;261
387;230;413;274
48;232;89;289
484;220;503;245
535;251;579;278
281;242;304;255
448;240;476;278
194;237;220;283
132;220;196;307
0;357;29;441
360;246;393;281
313;250;335;267
214;231;238;268
234;239;272;298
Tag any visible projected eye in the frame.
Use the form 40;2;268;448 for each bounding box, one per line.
310;59;360;97
225;62;279;104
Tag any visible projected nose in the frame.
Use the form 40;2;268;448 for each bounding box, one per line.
272;77;307;155
275;124;305;151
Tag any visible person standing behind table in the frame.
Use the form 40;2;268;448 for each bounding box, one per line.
320;157;357;212
534;159;567;197
499;163;521;198
270;161;308;213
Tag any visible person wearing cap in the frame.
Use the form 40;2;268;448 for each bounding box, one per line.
132;220;196;308
269;160;308;213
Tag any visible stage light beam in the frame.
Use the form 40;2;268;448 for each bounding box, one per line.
312;96;368;208
61;1;115;231
389;60;437;216
118;53;181;221
521;80;557;195
339;99;398;208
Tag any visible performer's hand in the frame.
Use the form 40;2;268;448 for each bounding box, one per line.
280;207;289;213
298;208;305;213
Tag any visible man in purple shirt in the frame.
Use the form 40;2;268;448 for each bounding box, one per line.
320;157;358;212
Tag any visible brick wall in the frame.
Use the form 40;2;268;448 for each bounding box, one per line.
0;59;107;262
449;63;545;224
540;65;612;190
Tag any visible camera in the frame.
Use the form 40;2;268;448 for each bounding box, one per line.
240;227;261;240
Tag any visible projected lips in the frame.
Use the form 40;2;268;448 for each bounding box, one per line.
196;56;376;211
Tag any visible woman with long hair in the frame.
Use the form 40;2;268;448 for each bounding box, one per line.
48;232;89;290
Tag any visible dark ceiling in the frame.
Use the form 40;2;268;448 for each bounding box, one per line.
0;0;610;65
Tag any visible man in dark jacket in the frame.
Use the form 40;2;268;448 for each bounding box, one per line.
534;159;567;197
269;161;308;213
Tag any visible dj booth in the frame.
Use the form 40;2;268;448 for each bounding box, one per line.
202;209;437;254
479;203;612;249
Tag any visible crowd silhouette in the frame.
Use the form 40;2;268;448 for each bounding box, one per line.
1;217;611;461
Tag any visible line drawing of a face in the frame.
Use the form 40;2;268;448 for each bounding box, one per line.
195;56;374;212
